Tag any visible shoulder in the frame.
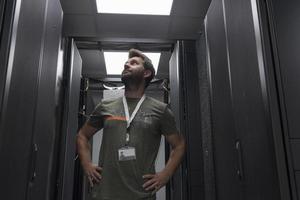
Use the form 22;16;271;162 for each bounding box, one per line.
145;96;168;111
95;97;122;110
101;97;122;105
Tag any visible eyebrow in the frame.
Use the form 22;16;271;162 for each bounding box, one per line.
126;57;142;64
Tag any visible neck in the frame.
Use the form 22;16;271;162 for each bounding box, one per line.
124;84;145;98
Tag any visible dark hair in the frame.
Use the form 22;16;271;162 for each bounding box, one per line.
128;49;155;88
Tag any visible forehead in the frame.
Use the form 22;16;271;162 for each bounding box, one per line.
127;56;144;63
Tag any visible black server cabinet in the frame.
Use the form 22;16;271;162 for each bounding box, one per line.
56;39;82;200
27;0;64;199
169;41;205;200
259;0;300;199
0;0;64;199
169;42;185;200
0;0;17;115
205;0;284;199
0;0;5;37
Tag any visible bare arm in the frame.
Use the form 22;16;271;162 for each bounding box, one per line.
160;133;185;178
76;123;102;186
142;133;186;192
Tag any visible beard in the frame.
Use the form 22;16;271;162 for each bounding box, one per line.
121;70;144;87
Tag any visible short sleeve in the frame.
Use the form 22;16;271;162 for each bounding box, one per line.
86;102;104;130
160;106;179;136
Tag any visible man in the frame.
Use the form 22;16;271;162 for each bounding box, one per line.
77;49;185;200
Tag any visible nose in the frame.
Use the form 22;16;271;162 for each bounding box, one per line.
124;63;130;70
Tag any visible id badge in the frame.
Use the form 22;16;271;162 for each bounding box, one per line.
118;146;136;161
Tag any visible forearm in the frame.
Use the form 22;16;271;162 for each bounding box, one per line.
162;138;185;177
142;135;185;191
76;132;93;168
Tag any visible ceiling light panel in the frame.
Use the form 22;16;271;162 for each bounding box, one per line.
96;0;173;15
104;51;160;75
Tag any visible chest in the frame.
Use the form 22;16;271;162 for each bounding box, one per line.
102;103;161;133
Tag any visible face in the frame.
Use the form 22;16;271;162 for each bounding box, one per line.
121;56;145;82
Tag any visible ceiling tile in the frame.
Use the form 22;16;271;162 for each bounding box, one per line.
171;0;211;18
95;14;170;38
63;15;97;36
62;0;211;40
169;16;203;39
79;49;171;79
60;0;96;14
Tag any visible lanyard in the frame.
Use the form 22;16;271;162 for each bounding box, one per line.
122;95;146;144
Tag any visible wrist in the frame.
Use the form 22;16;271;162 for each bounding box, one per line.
82;161;93;169
161;169;172;179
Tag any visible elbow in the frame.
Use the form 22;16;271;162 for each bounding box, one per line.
76;133;82;148
174;135;186;154
76;130;89;146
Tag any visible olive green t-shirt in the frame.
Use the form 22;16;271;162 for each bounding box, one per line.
87;96;179;200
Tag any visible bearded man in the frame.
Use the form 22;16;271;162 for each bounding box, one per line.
76;49;185;200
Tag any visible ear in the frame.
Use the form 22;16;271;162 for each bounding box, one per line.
143;69;152;78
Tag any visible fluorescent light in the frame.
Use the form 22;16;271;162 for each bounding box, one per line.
96;0;173;15
104;51;160;75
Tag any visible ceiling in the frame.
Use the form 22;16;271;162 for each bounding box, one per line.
60;0;211;79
